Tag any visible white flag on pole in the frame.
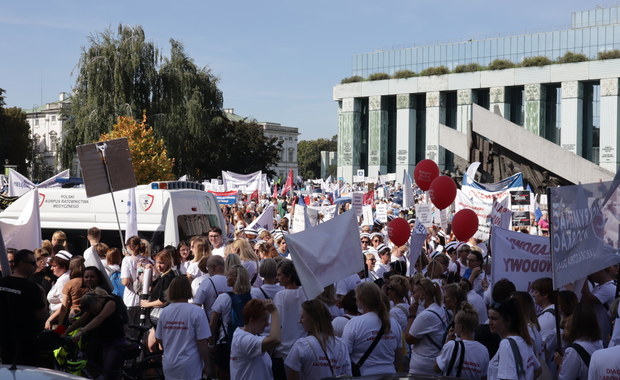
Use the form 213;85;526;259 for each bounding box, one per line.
0;189;42;251
403;169;414;209
125;187;138;241
8;169;70;197
285;211;364;299
248;204;274;231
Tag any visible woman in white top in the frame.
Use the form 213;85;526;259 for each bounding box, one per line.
435;302;489;379
285;299;352;379
45;250;72;329
250;259;284;300
186;236;210;281
512;291;544;364
406;277;449;375
331;290;360;337
342;282;403;376
229;239;260;286
229;299;281;380
553;303;603;380
487;298;542;380
176;241;191;275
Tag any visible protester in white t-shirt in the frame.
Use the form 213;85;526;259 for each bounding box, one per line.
553;303;604;380
374;245;392;279
176;241;191;275
331;289;359;338
435;302;489;379
386;275;410;333
511;291;545;364
208;227;226;257
406;277;449;375
193;256;231;317
588;344;620;379
285;299;352;379
121;237;153;308
250;259;283;300
581;266;617;346
155;277;210;380
342;282;403;376
186;237;210;281
229;239;260;286
272;260;308;378
336;272;361;299
229;299;281;380
532;277;557;378
45;251;71;329
487;298;541;380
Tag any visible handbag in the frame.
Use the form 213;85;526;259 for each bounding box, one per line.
351;323;385;376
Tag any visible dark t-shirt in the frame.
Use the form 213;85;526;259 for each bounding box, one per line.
0;276;45;337
149;271;176;303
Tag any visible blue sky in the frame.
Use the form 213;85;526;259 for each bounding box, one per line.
0;0;599;140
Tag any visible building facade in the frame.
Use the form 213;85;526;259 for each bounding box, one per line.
335;6;620;184
24;92;71;175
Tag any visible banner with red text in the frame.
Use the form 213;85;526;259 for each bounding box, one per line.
491;227;551;292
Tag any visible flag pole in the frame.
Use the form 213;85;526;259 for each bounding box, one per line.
547;187;563;360
96;142;127;252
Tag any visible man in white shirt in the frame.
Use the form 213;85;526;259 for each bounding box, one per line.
588;344;620;379
193;256;231;317
581;266;618;346
208;227;226;256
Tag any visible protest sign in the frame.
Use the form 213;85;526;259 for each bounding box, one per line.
491;227;551;292
292;204;311;232
408;220;427;276
248;204;274;231
351;192;363;217
549;178;620;288
222;170;263;193
415;203;433;227
376;203;388;223
362;205;374;226
208;190;238;205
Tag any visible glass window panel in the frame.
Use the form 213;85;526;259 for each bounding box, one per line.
525;35;531;53
561;30;568;49
613;8;618;24
568;31;575;49
597;9;603;25
590;10;595;27
591;28;599;46
583;29;590;47
604;8;610;24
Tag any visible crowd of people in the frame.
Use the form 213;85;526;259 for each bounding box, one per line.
0;189;619;380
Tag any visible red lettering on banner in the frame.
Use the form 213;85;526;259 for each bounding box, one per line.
503;258;552;273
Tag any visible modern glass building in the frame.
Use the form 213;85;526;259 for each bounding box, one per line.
334;6;620;185
352;7;620;77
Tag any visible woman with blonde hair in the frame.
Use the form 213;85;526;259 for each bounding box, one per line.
406;277;449;375
231;239;260;285
285;299;351;379
186;236;211;281
51;230;69;250
342;282;402;376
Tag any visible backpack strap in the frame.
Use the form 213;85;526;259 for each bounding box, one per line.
343;315;352;320
568;343;591;367
537;308;556;318
445;340;460;376
425;308;449;350
259;286;270;300
355;323;385;369
507;338;526;378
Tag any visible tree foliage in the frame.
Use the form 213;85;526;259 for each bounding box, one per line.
99;115;175;184
61;25;282;180
0;89;32;174
297;136;337;180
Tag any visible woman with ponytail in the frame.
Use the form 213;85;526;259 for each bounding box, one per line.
285;300;351;379
435;302;489;379
406;277;449;375
342;282;403;376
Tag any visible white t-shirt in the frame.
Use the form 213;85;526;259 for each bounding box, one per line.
558;339;603;380
336;273;361;296
390;303;409;333
190;273;208;298
120;255;152;307
332;315;355;338
186;261;205;279
436;339;489;379
467;290;488;326
592;280;615;344
284;335;352;379
211;292;253;343
537;305;556;361
155;302;211;380
273;287;308;358
374;263;391;279
212;246;226;257
487;336;540;380
408;303;449;375
341;312;402;376
588;345;620;380
610;313;620;347
229;327;272;380
193;274;231;317
250;283;284;300
178;261;190;275
48;272;70;312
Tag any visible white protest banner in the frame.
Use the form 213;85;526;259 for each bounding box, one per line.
351;192;363;217
549;177;620;288
440;208;448;230
319;205;337;221
402;170;414;209
489;198;511;230
0;189;42;251
407;220;427;276
8;169;70;197
221;170;263;193
362;205;374;226
376;203;388;223
415;204;433;227
248;204;274;231
125;187;138;242
291;204;311;232
306;207;319;226
285;211;364;299
491;227;551;292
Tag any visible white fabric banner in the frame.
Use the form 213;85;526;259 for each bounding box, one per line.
285;211;364;299
8;169;70;197
491;227;551;292
415;204;433;227
402;170;414;209
221;170;263;193
408;220;427;276
125;187;138;242
362;205;374;226
291;204;311;233
376;204;388;223
456;189;513;241
248;204;274;231
0;189;42;251
351;192;363;217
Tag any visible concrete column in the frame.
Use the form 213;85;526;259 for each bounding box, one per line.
368;96;389;176
560;81;584;155
524;83;546;136
456;89;475;133
396;94;416;176
490;87;510;119
337;98;362;183
425;91;446;167
600;78;620;173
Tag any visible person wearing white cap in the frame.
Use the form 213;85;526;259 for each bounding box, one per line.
375;244;392;279
370;232;384;249
45;250;72;329
365;251;380;281
244;228;258;241
360;233;371;251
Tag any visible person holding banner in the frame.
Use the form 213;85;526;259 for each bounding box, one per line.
487;298;541;380
532;277;557;377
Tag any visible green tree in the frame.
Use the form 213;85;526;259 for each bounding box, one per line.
0;89;32;174
297;135;337;179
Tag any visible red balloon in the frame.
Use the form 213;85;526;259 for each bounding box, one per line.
428;175;457;210
414;159;440;191
387;217;410;246
452;209;479;241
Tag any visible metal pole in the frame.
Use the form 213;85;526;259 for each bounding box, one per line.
547;187;562;357
96;142;127;251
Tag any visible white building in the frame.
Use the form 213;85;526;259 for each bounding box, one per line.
223;108;299;179
24;92;70;172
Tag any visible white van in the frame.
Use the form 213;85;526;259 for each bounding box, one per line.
0;181;226;252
